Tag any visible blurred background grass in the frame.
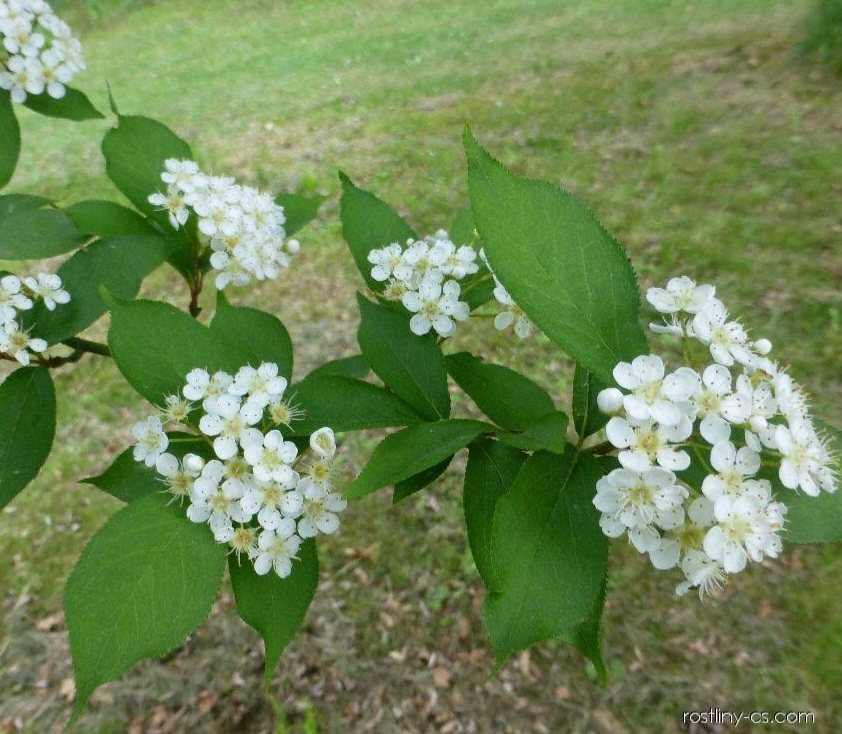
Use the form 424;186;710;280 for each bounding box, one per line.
1;0;841;732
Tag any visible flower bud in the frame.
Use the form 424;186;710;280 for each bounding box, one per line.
597;387;624;414
753;338;772;355
749;416;768;433
183;453;205;473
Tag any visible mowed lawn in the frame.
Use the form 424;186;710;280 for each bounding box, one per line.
2;0;841;732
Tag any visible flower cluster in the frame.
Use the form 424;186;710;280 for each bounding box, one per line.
131;363;347;579
0;0;85;103
368;229;476;337
0;271;69;365
148;159;299;290
594;276;838;598
479;249;533;339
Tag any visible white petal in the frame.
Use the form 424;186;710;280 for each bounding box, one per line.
155;453;179;478
709;441;736;473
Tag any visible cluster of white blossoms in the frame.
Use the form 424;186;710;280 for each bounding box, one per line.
0;0;85;103
130;362;347;579
148;159;299;290
367;230;535;340
594;276;838;598
0;271;69;365
367;229;475;337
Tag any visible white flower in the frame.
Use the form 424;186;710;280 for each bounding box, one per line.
771;371;810;424
186;460;250;540
606;416;692;472
676;549;727;599
309;427;336;460
648;315;687;337
646;276;716;315
182;368;211;402
228;362;287;406
368;243;404;282
704;494;786;573
690;364;752;444
198;394;263;460
228;526;259;560
612;355;698;426
253;527;301;578
0;274;32;322
297;479;347;538
401;278;469;337
39;49;72;98
148;186;189;229
23;271;70;311
594;467;687;536
395;239;441;287
243;429;298;485
161;393;192;423
131;416;168;467
491;280;532;339
241;481;301;531
185;369;233;413
691;299;755;368
775;419;836;496
155;452;202;499
160;158;200;191
428;235;478;279
0;320;47;365
267;396;304;428
0;54;44;102
700;441;761;501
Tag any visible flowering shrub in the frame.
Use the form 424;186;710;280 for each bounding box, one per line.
0;1;839;726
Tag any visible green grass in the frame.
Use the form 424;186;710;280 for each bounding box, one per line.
2;0;841;732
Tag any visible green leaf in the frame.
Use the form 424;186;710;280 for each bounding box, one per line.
357;294;450;421
561;570;608;685
306;354;370;380
83;448;156;503
339;172;416;290
82;433;214;504
274;193;326;236
210;291;293;379
101;114;192;223
0;90;20;190
499;410;570;454
463;438;527;588
229;538;319;687
393;456;452;503
780;420;842;544
22;87;104;121
0;367;55;509
289;374;425;435
0;207;86;259
345;419;487;499
107;298;251;405
65;493;226;720
64;199;158;237
449;208;476;245
572;363;609;441
0;193;50;217
464;129;647;383
484;448;609;664
445;352;554;431
25;235;172;344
